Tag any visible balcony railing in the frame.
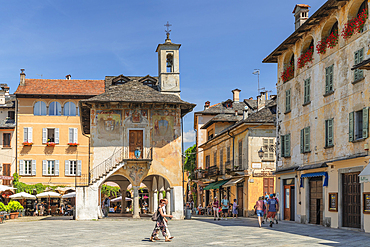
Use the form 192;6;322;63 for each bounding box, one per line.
208;165;219;177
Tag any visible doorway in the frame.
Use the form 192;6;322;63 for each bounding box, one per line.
237;184;244;216
342;172;361;228
129;130;143;159
309;177;323;225
283;178;295;221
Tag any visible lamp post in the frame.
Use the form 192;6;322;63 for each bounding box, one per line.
258;148;264;160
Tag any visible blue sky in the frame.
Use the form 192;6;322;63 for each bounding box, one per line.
0;0;324;149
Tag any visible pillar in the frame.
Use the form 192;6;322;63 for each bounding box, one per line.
121;195;126;214
166;189;171;214
158;177;164;201
172;186;184;219
153;190;158;211
133;186;140;219
149;190;154;213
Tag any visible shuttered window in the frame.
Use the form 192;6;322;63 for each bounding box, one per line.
285;89;291;112
349;107;368;142
238;140;243;166
263;138;274;160
354;48;364;81
325;119;334;147
304;78;310;104
325;65;334;94
205;155;210;169
226;146;230;162
213;151;217;167
300;127;310;153
281;134;291;158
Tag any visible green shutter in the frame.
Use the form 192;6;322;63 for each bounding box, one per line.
304;127;310;152
286;134;291;157
354;49;364;81
300;129;304;153
363;107;369;139
304;78;310;103
329;65;333;92
325;67;329;94
281;135;285;158
349;112;354;142
328;119;333;146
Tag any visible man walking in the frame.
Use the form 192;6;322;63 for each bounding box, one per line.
221;195;229;220
104;196;111;217
267;194;279;227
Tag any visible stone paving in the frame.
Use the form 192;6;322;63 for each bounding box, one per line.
1;216;370;246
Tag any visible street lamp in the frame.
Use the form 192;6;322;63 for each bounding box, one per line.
258;148;264;159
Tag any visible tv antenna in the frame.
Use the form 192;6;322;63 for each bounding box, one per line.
253;69;263;94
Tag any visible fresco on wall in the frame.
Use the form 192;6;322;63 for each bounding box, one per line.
152;110;180;146
97;110;122;141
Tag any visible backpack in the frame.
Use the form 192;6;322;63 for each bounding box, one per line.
151;208;159;221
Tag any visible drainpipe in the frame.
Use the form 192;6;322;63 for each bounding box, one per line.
181;116;185;207
227;130;235;170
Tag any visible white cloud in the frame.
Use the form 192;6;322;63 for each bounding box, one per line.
183;130;196;143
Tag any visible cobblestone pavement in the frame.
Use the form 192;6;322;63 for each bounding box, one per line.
1;216;370;246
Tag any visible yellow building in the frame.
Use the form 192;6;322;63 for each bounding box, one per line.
14;72;104;186
197;91;276;216
263;1;370;232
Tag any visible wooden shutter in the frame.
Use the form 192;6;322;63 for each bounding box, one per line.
42;128;47;143
214;151;217;167
55;128;59;144
300;129;304;153
269;139;274;159
74;128;78;143
349;112;354;142
304;78;310;103
359;48;364;79
23;128;28;143
238;141;243;166
286;89;291;112
329;65;333;92
77;160;82;176
325;66;329;93
55;160;59;176
263;178;269;194
28;127;32;143
363;107;369;139
304;127;310;152
269;178;274;194
69;128;73;143
285;134;291;157
326;119;334;147
42;160;47;175
281;135;285;158
19;160;24;175
65;160;70;176
32;160;36;175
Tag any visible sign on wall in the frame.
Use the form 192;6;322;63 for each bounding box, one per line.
252;162;261;169
328;193;338;212
364;193;370;214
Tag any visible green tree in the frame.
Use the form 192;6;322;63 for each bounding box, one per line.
184;144;196;172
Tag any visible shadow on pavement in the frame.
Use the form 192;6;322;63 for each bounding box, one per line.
40;216;73;220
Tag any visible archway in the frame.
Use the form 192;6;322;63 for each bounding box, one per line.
142;175;172;215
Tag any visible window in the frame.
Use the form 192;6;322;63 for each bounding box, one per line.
263;178;274;195
49;101;62;116
166;53;173;73
226;146;230;162
208;129;214;140
281;134;291;158
34;101;47;116
213;151;217;167
63;102;77;116
349;108;369;141
238;140;243;166
19;160;36;176
354;48;364;81
7;111;15;120
220;149;224;174
325;65;334;94
23;127;33;143
3;133;11;148
69;128;78;143
205;155;210;169
325;119;334;147
304;78;310;104
43;128;59;143
43;160;59;176
263;138;274;160
65;160;82;176
300;127;310;153
285;89;291;112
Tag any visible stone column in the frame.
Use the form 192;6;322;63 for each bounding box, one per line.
121;195;126;214
132;186;140;219
166;188;171;214
153;190;158;211
172;186;184;219
149;190;154;213
158;177;164;201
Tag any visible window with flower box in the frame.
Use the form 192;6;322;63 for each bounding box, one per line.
68;128;78;146
23;127;33;145
43;128;59;144
342;2;368;39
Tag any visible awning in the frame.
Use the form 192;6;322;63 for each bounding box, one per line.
203;179;230;190
300;172;328;187
222;178;244;188
359;164;370;183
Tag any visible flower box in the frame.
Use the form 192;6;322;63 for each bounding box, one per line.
281;64;294;83
316;31;338;55
68;143;79;147
298;46;314;69
342;9;368;40
46;142;56;147
22;142;33;146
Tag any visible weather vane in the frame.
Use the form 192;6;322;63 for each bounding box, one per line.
164;21;172;40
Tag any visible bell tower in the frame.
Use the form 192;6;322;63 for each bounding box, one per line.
156;22;181;97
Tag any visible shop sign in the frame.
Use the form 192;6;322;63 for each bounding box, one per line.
0;175;13;180
328;193;338;212
364;193;370;214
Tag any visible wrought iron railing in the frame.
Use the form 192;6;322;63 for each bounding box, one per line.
207;165;219;177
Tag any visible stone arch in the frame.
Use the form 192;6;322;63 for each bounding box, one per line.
321;16;339;40
347;0;368;20
300;35;314;54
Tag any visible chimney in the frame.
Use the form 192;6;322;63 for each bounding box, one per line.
249;97;253;100
0;86;5;105
204;101;210;110
66;74;71;80
235;110;238;116
20;69;26;86
243;106;249;120
232;89;241;102
293;4;310;30
257;91;267;111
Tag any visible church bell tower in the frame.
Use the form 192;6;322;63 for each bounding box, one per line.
156;22;181;97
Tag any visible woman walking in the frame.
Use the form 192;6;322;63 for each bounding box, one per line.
254;196;266;228
232;199;239;218
212;197;220;221
149;199;173;242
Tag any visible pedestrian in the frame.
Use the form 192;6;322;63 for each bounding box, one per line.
149;199;173;242
40;202;45;216
33;200;38;216
212;197;220;220
263;195;269;223
254;196;266;227
267;194;279;227
104;196;111;217
221;195;229;220
272;193;279;224
232;199;238;218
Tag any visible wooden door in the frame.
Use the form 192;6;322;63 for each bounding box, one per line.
309;178;323;225
263;178;274;195
342;172;361;228
129;130;143;159
237;186;244;216
284;185;291;220
2;164;11;185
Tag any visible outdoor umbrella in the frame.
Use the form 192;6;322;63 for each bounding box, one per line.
9;192;36;200
0;185;16;192
36;192;62;215
62;192;76;199
111;196;132;203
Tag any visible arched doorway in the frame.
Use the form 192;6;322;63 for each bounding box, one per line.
142;175;172;215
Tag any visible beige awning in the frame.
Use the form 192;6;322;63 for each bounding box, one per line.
222;177;244;188
359;164;370;183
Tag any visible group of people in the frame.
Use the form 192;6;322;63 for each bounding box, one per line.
149;198;174;242
254;193;279;228
211;195;239;220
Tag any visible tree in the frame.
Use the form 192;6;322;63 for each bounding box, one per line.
184;144;196;172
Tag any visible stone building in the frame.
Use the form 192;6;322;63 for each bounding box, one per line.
0;84;15;186
195;91;276;216
14;72;104;186
76;35;195;220
263;0;370;232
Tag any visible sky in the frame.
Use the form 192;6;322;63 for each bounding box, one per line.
0;0;325;150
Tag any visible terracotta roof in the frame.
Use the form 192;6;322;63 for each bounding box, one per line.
15;79;105;96
292;4;311;13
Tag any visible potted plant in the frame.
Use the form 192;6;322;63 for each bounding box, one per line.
7;201;23;219
22;142;33;146
68;143;79;147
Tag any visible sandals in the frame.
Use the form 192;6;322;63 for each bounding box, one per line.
149;238;156;242
165;239;171;242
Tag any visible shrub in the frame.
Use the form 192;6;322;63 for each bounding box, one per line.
7;201;23;212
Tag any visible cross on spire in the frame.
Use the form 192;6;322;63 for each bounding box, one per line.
164;21;172;40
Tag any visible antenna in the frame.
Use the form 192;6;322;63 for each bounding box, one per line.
252;69;261;94
36;74;43;78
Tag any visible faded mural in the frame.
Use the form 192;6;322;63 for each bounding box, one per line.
152;110;180;147
97;110;122;141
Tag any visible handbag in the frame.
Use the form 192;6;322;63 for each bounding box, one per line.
151;209;159;221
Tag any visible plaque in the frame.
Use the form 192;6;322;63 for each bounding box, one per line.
364;193;370;214
328;193;338;212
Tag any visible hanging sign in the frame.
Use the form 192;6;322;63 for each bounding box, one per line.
328;193;338;212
